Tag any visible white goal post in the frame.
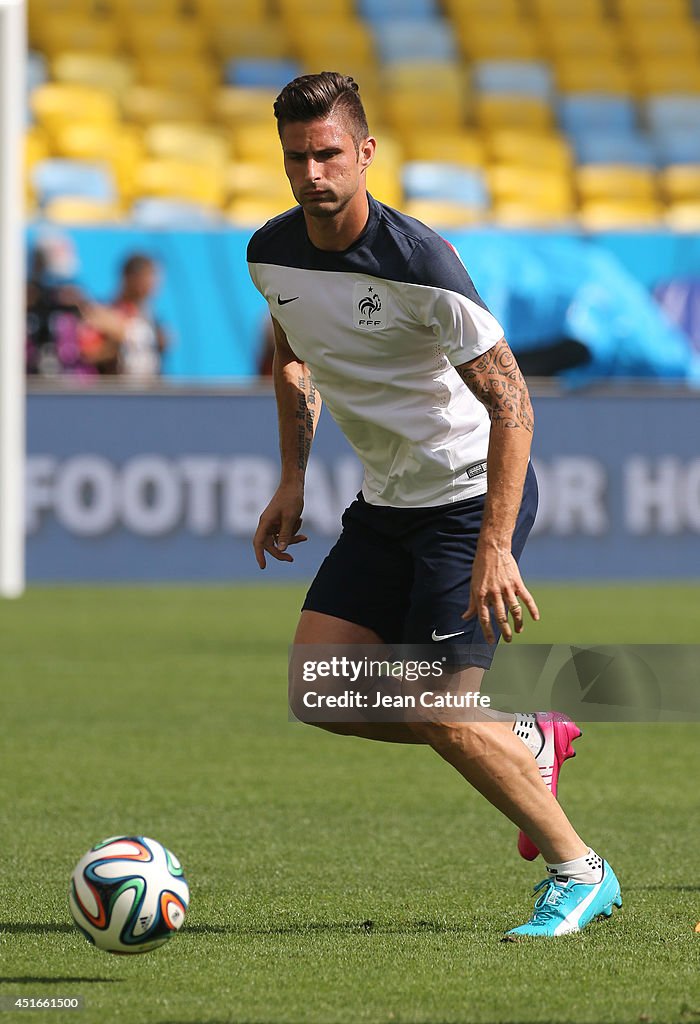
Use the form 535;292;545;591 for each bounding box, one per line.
0;0;26;597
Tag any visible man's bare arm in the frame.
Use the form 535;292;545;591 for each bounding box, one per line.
454;337;539;642
253;317;322;568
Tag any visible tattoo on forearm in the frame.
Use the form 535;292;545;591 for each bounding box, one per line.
294;372;316;470
456;340;534;432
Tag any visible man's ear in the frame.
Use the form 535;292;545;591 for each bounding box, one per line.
359;136;376;171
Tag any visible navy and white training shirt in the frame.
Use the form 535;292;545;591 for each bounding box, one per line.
247;194;504;508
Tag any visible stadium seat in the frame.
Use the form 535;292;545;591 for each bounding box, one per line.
555;60;633;95
227;197;290;226
51;121;143;197
32;159;116;205
195;0;268;21
616;0;691;19
123;85;207;124
229;124;281;162
487;165;574;213
402;162;489;208
213;87;277;125
473;60;552;99
30;15;122;56
659;163;700;201
457;20;542;60
126;17;207;57
144;123;230;167
384;89;467;132
487;129;573;172
442;0;520;20
135;158;225;206
474;95;554;131
491;201;574;228
138;58;219;99
31;83;118;131
576;165;658;202
381;60;465;92
573;132;655;166
357;0;440;20
545;20;621;61
26;126;50;170
578;200;663;230
626;20;700;60
645;96;700;133
51;52;135;95
653;129;700;165
558;95;637;135
635;60;700;96
276;0;353;17
403;131;485;167
208;22;292;61
530;0;606;17
402;198;486;226
225;58;301;90
131;197;222;225
111;0;183;19
27;51;49;94
226;161;290;202
43;196;121;223
290;20;376;67
665;201;700;231
372;19;457;64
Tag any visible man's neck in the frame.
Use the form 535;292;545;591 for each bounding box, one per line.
304;192;370;252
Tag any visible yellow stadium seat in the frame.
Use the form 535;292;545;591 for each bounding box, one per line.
384;90;467;133
486;129;572;172
135;157;226;205
616;0;691;20
578;200;663;230
403;131;485;168
43;197;122;223
443;0;520;21
213;88;277;125
51;121;144;196
31;83;118;131
457;19;542;60
207;21;291;60
402;198;487;227
278;0;354;18
123;85;207;123
144;123;230;166
138;58;218;98
226;161;290;202
659;165;700;201
51;52;135;95
30;15;122;55
230;124;281;162
289;19;376;66
531;0;606;17
665;201;700;231
475;95;554;131
367;135;402;207
576;165;657;203
125;17;206;56
26;127;50;172
382;61;466;94
487;165;574;212
545;20;621;60
227;197;291;226
112;0;183;20
555;59;633;95
635;60;700;95
195;0;268;24
491;201;575;227
626;20;699;60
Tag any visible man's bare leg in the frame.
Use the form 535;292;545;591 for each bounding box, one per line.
293;612;587;863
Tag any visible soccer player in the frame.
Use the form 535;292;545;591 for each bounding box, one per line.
248;73;621;937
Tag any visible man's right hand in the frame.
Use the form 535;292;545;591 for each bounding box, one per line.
253;485;307;569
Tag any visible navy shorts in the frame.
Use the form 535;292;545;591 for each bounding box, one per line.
302;462;538;669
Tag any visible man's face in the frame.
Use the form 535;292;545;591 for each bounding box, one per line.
280;116;373;218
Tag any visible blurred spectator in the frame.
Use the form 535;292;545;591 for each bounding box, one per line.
88;254;168;379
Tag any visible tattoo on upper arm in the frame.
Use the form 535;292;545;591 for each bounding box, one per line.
294;371;317;470
456;339;534;432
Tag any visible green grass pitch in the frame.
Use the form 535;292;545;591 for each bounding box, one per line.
1;583;699;1024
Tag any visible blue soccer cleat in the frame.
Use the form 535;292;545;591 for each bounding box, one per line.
506;861;622;937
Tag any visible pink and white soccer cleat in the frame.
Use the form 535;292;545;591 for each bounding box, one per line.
518;713;582;861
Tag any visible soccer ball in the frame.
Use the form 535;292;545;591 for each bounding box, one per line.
69;835;189;955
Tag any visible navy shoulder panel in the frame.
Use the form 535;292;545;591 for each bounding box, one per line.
246;205;305;264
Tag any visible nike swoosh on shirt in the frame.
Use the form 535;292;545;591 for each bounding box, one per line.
277;295;299;305
431;629;466;641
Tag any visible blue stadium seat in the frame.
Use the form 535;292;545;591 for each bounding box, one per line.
653;129;700;165
473;61;552;99
225;58;302;90
402;162;488;206
32;159;116;205
559;94;637;134
646;96;700;133
131;198;221;226
27;51;48;94
372;20;457;63
572;132;655;166
358;0;439;20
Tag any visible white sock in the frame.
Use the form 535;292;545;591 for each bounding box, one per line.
512;713;543;758
546;848;604;885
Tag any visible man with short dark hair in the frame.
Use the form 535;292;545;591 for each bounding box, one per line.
248;72;621;938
